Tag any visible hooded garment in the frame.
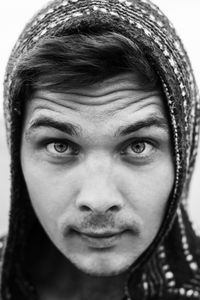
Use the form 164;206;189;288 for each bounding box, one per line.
1;0;200;299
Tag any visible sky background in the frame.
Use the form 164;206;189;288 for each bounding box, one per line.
0;0;200;235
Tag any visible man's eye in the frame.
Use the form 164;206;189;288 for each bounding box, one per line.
121;140;155;157
130;142;146;154
46;141;79;156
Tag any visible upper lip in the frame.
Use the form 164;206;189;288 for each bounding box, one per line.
78;231;123;238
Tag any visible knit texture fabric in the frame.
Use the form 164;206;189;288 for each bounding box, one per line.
1;0;200;299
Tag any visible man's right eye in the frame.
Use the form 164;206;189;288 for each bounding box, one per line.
46;140;80;156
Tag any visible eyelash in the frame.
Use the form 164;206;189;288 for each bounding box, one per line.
43;137;157;160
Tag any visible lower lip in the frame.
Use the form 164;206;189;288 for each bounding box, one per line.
78;232;123;249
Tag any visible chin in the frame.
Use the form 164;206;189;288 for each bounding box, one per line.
66;251;135;277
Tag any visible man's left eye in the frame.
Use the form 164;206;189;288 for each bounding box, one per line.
121;140;155;157
130;142;146;154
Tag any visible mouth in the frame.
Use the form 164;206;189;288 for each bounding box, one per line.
73;230;125;249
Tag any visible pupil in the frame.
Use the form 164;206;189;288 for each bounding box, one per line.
54;143;68;153
132;142;145;153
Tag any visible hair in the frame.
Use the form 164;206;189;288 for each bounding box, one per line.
16;31;160;99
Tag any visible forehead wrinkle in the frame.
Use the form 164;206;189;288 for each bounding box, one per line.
132;101;166;114
30;98;78;112
34;91;127;107
53;72;151;97
29;106;75;123
31;88;161;109
25;91;165;128
63;90;161;107
103;94;163;117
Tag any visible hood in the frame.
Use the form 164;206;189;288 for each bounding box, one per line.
1;0;200;299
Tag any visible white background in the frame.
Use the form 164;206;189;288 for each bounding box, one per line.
0;0;200;235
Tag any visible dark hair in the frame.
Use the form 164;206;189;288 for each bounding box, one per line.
17;31;160;97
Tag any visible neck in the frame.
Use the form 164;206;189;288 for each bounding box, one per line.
67;267;127;300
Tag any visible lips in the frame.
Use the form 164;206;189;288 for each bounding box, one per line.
74;230;124;249
81;231;121;238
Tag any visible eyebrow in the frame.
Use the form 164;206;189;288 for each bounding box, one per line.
28;116;82;137
115;115;169;136
27;115;169;138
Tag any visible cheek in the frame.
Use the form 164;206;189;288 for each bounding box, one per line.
117;159;174;232
21;153;78;231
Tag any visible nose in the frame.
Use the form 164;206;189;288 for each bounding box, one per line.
75;170;124;214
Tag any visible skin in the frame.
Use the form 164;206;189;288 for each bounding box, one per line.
20;73;175;299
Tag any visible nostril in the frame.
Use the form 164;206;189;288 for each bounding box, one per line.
79;205;91;212
109;205;120;212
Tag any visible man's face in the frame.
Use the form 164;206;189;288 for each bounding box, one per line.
21;73;174;276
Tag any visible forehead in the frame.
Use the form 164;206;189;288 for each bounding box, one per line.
24;73;168;131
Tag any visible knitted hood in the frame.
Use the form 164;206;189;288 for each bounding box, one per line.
1;0;200;299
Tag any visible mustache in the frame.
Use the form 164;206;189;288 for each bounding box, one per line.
60;212;141;236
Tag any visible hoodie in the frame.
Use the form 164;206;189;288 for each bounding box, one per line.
1;0;200;299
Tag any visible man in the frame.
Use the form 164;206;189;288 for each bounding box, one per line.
0;0;200;299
